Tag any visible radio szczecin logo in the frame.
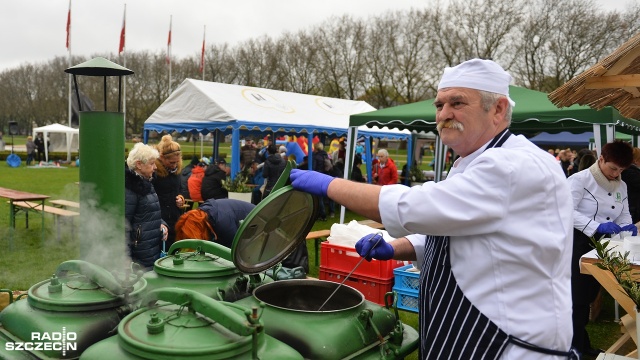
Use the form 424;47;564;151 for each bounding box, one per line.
5;327;77;356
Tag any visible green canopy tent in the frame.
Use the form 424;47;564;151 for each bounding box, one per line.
348;86;640;182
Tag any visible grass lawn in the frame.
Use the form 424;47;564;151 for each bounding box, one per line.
0;140;633;359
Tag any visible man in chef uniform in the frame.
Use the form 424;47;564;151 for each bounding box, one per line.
290;59;576;359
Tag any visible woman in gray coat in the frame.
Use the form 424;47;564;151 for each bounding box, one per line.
125;143;168;270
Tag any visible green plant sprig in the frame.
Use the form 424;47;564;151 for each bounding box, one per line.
591;235;640;307
221;169;252;193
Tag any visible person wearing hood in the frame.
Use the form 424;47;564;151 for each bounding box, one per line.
125;143;168;270
152;134;185;250
188;158;209;202
262;144;286;200
201;157;229;201
180;155;200;199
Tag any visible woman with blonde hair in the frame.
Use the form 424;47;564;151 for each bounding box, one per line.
125;143;167;269
152;134;185;250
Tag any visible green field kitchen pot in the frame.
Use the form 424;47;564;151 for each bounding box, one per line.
230;185;419;359
142;239;272;302
235;280;418;359
0;260;146;359
80;288;303;360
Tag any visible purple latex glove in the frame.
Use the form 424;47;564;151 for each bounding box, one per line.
621;224;639;236
355;233;394;262
290;169;334;197
597;222;622;234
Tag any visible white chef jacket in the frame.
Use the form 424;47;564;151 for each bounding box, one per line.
567;168;632;237
380;134;573;360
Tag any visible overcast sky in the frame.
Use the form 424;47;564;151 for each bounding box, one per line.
0;0;634;72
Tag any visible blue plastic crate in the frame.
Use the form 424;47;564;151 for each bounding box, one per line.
393;264;420;292
393;287;419;313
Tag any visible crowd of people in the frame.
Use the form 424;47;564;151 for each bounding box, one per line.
121;59;640;359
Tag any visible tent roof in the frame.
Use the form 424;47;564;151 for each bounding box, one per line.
528;131;593;147
145;79;404;138
350;86;640;135
33;123;79;134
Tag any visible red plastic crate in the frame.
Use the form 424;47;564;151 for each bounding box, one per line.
320;242;405;280
319;266;394;306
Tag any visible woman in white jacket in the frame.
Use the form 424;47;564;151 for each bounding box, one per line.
567;140;637;356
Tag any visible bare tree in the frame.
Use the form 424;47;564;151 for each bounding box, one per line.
275;30;321;95
431;0;525;68
312;15;367;100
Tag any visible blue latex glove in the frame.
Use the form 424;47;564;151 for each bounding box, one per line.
621;224;639;236
290;169;334;197
355;233;394;262
597;222;622;234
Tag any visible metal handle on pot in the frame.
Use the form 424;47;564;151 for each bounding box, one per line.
141;287;257;337
168;239;232;261
55;260;128;295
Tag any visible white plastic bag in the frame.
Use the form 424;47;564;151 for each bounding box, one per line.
327;220;393;247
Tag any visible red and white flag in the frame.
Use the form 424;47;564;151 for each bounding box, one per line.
200;26;206;73
65;0;71;50
118;4;126;54
166;16;172;65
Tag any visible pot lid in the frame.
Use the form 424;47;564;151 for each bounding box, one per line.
154;240;239;278
28;260;146;312
232;185;318;274
119;288;264;359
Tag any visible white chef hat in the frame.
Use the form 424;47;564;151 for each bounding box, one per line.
437;58;515;107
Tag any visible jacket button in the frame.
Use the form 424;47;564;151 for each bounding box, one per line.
608;193;612;196
612;206;615;209
606;217;611;220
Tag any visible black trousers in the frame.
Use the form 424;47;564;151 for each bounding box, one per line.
571;229;601;354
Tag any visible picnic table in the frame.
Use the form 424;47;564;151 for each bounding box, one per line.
50;199;80;210
0;187;49;246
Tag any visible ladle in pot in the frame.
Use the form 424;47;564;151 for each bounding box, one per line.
317;233;384;311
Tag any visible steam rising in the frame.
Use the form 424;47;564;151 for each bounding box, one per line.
79;182;132;273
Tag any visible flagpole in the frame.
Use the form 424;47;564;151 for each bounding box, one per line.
168;15;172;93
121;4;127;121
67;0;72;128
202;25;206;81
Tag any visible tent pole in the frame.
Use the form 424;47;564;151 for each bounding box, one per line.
406;134;415;185
593;125;602;158
230;128;240;179
365;137;373;183
340;126;359;224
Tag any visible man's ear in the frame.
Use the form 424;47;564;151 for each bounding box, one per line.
493;97;509;124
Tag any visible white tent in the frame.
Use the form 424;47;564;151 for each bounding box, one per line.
33;123;79;163
144;79;410;177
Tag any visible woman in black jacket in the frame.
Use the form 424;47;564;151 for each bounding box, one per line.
125;143;168;270
152;135;185;250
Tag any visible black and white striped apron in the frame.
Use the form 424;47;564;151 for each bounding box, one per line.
418;129;578;359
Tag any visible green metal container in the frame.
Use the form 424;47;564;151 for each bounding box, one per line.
80;288;303;360
229;183;419;359
235;280;419;359
0;260;146;359
142;239;272;301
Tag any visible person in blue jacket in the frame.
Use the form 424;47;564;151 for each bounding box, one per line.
175;198;254;248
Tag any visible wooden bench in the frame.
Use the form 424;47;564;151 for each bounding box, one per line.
12;201;79;241
305;220;385;266
49;199;80;209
